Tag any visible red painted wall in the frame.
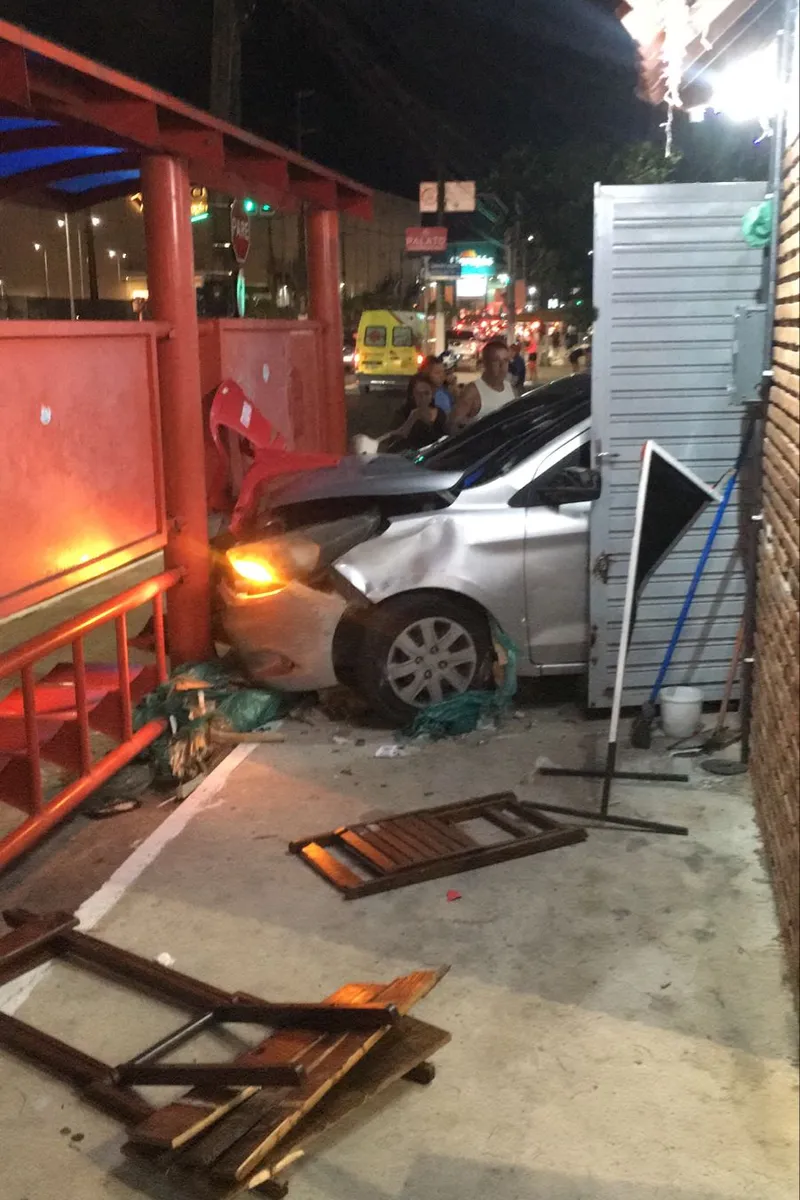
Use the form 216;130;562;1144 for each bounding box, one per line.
198;319;326;453
0;322;166;618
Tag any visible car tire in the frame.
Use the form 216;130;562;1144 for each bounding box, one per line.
355;592;493;727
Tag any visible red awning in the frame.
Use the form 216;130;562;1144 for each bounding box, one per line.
0;19;372;217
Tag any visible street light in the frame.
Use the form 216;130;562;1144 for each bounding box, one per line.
33;242;50;298
57;216;77;318
91;215;101;227
108;249;127;282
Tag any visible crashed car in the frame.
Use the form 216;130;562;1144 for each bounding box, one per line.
218;373;597;724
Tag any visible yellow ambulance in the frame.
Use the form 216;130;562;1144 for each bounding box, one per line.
354;310;425;393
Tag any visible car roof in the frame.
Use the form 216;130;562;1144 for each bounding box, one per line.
417;372;591;474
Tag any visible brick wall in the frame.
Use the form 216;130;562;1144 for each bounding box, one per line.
751;130;800;988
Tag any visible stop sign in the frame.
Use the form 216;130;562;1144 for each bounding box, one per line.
230;198;251;264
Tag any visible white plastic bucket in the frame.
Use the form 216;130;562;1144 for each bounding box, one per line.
660;686;703;739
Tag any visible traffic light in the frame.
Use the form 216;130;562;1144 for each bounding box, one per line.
242;198;272;215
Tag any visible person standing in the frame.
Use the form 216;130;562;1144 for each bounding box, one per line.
421;356;455;418
379;375;447;453
508;342;526;392
450;340;515;431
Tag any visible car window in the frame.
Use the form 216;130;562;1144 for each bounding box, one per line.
392;326;413;347
415;374;590;488
509;438;591;508
536;439;591;486
363;326;387;347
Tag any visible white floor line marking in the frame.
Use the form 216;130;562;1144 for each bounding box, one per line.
0;743;256;1015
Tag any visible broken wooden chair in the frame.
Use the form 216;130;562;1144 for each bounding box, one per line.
0;909;449;1196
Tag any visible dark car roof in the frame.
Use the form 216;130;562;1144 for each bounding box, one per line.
416;372;591;474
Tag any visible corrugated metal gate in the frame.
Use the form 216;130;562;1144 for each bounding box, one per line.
589;181;767;710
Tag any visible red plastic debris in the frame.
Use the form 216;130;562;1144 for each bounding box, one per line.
446;889;462;902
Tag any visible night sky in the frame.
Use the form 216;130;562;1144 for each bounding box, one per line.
0;0;646;194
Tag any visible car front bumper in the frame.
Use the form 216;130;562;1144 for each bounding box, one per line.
219;579;347;692
356;374;412;390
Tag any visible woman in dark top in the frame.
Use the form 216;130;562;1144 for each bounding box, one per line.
379;375;448;453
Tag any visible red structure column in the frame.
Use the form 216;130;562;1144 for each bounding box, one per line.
141;155;212;662
307;208;346;453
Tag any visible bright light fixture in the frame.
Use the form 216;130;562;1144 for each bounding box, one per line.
227;551;285;595
91;215;101;227
708;41;780;126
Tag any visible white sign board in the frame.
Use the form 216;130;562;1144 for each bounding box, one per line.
445;180;476;212
419;181;438;213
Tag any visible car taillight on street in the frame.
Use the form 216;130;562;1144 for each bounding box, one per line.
353;351;360;368
416;353;424;366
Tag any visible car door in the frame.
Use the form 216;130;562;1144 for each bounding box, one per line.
518;432;592;673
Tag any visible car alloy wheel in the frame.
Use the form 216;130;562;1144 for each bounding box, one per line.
385;616;478;707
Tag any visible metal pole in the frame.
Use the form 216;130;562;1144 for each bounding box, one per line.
76;227;86;298
307;207;346;453
141;154;212;662
84;215;99;301
506;216;517;348
43;249;50;299
434;173;445;355
63;214;76;320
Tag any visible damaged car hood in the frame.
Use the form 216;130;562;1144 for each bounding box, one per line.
256;454;463;509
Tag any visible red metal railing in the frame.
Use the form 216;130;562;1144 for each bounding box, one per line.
0;570;183;870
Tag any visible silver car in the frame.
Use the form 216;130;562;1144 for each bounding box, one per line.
219;375;597;724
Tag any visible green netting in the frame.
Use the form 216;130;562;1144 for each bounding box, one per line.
407;624;518;740
135;660;288;777
742;199;773;248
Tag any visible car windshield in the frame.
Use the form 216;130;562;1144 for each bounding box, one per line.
414;374;590;488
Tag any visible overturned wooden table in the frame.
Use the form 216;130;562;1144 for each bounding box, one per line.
0;909;450;1197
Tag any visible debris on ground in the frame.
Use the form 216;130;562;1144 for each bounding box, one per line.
134;661;288;783
289;792;586;898
85;797;142;820
446;890;462;902
0;912;450;1199
375;744;407;759
408;626;518;740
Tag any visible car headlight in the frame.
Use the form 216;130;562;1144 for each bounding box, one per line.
226;549;287;596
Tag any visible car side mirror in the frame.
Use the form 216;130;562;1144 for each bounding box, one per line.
538;466;601;507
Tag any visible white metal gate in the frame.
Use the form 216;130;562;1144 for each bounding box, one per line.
589;180;767;710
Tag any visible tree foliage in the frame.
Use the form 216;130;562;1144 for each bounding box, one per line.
485;139;678;314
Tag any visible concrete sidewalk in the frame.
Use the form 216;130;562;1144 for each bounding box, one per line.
0;703;797;1200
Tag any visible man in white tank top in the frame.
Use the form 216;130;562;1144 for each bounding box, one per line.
450;340;516;431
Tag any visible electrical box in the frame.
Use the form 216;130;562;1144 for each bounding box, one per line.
731;303;767;404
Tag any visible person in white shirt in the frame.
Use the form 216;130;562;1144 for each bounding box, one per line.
450;340;516;431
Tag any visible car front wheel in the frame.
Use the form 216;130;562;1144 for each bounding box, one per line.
355;592;493;726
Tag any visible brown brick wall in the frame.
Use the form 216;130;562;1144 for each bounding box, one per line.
751;134;800;988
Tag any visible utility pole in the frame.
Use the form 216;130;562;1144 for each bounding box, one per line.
83;214;99;301
210;0;241;123
209;0;244;312
295;90;315;314
434;169;446;355
506;198;520;348
61;213;76;319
